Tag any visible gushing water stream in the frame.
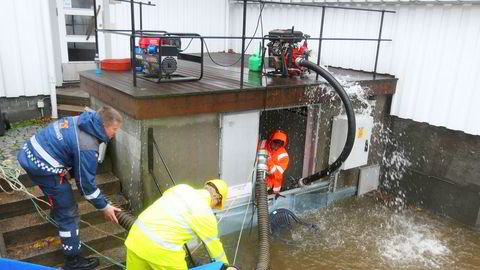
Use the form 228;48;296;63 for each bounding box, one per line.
197;197;480;269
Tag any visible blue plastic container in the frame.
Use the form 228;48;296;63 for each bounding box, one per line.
135;47;145;55
147;45;157;54
190;261;224;270
0;258;55;270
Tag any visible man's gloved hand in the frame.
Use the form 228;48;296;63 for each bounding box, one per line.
225;266;239;270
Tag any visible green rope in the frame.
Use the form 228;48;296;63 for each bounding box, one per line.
82;241;126;269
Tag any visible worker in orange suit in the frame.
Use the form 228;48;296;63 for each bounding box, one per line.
258;130;289;194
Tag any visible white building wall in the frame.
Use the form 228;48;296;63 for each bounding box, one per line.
2;0;479;135
0;0;57;98
104;0;228;58
229;2;480;135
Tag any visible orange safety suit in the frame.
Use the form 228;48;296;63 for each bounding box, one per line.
258;130;289;193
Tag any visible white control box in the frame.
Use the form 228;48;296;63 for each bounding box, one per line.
328;114;374;170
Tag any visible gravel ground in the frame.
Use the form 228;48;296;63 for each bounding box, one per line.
0;122;49;171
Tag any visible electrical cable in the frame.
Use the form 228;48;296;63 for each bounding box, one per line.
204;3;265;67
190;158;258;256
180;38;194;52
233;182;252;265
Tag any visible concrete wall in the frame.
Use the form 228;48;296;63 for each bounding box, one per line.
142;113;220;206
0;96;51;122
94;90;394;213
90;97;144;212
387;116;480;227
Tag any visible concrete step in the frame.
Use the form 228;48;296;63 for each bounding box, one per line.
0;172;121;218
0;194;129;247
57;104;85;117
56;86;89;107
56;95;90;108
95;246;126;270
7;221;127;267
1;158;111;193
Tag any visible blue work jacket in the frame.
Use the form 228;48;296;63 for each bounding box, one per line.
17;112;109;210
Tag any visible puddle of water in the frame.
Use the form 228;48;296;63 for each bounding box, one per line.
209;197;480;270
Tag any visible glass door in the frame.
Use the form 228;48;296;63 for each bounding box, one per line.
56;0;103;81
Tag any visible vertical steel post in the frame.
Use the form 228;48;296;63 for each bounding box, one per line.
139;2;143;32
316;7;325;80
373;11;385;80
148;128;153;174
93;0;99;55
240;0;247;88
130;0;137;86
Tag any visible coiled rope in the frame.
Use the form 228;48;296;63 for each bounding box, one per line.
0;162;126;269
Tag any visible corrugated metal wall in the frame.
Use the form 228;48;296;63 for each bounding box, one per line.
104;0;228;58
2;0;479;135
388;6;480;136
229;2;480;135
0;0;56;98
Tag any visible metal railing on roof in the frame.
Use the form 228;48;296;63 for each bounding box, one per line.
95;0;395;87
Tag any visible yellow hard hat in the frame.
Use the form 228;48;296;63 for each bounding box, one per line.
205;179;228;209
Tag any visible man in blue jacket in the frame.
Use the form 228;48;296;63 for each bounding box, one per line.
17;106;123;270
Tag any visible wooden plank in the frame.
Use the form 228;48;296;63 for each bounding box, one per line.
80;53;397;119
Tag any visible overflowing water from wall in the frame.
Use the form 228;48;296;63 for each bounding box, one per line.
303;73;415;209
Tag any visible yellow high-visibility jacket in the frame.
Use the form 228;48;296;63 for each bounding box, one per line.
125;184;229;269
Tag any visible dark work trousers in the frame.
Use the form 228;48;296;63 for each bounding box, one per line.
30;173;81;257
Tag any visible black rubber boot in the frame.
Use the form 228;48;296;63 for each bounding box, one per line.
64;255;99;270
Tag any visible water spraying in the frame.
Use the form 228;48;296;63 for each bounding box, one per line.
295;58;356;186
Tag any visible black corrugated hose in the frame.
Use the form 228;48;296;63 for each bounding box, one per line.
255;149;270;270
106;198;137;231
115;210;136;231
296;58;356;186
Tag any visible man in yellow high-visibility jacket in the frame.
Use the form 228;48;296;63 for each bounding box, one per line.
125;179;230;270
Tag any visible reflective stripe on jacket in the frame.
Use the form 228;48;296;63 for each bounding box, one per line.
17;112;109;210
267;147;289;190
258;139;289;190
125;184;229;268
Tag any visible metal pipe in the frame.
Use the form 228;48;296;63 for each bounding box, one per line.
96;30;393;41
93;0;99;55
114;0;155;6
42;1;58;118
316;7;325;80
130;0;136;86
152;136;177;186
240;0;247;89
140;2;143;32
373;11;385;80
234;0;396;13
